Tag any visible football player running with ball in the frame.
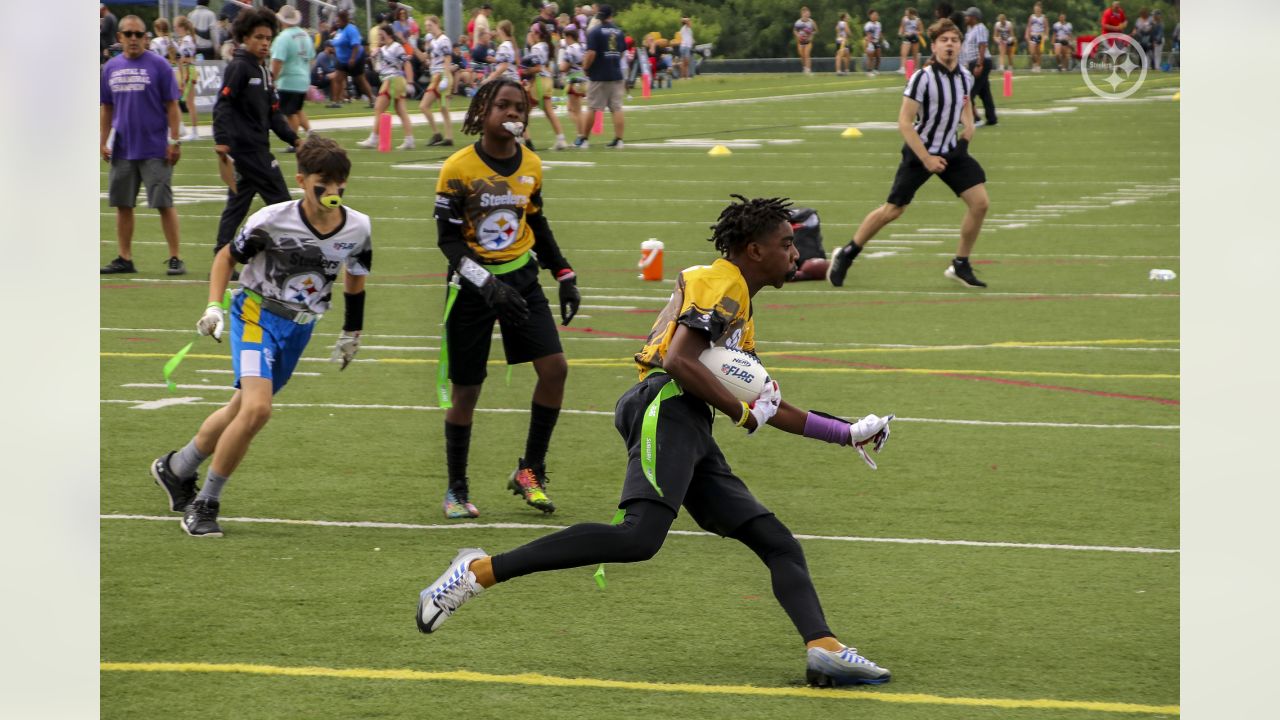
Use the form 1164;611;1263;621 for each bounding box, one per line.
149;136;372;537
433;77;581;520
415;195;896;688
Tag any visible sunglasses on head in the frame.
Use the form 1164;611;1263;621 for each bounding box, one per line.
120;30;146;39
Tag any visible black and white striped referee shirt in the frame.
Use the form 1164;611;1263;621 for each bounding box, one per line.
903;63;974;155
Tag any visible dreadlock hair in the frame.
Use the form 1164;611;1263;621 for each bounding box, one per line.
708;194;793;257
461;77;528;136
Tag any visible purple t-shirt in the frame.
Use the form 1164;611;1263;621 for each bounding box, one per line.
100;51;180;160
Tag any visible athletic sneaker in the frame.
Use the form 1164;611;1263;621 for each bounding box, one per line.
508;458;555;513
806;646;892;686
443;488;480;519
182;131;200;142
606;138;624;149
573;136;589;149
944;259;988;288
416;547;486;633
398;136;416;150
826;244;857;287
426;133;444;146
166;257;187;276
356;136;378;149
438;139;453;147
150;451;199;513
100;256;136;275
181;498;223;537
552;137;568;151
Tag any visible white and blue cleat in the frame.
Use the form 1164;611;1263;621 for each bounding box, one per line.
805;646;892;686
416;547;486;634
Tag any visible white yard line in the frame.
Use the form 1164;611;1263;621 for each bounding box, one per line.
101;398;1177;430
98;513;1177;555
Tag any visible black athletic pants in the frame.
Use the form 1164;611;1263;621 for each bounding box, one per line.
213;149;292;255
967;59;997;124
490;500;835;642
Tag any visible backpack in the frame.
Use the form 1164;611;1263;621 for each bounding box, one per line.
789;208;825;264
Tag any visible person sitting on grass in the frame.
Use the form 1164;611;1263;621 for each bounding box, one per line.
414;194;896;689
149;136;373;538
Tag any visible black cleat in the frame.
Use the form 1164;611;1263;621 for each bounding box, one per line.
151;451;199;513
101;256;136;275
166;257;187;276
181;499;223;537
826;243;859;287
945;259;987;288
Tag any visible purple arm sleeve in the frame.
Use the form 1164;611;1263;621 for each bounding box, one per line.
803;412;851;446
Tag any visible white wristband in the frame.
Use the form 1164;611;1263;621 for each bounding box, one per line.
458;257;492;288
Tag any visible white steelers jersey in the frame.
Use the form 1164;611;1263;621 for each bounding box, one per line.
232;201;373;314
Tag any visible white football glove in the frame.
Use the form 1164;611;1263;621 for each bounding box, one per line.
746;379;781;435
331;331;360;370
196;303;224;342
849;413;895;469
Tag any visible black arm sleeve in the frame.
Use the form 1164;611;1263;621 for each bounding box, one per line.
211;61;242;147
436;217;479;268
435;192;479;269
342;290;366;332
528;212;571;277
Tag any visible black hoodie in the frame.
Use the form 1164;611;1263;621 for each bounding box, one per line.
212;48;298;151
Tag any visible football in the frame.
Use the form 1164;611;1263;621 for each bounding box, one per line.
698;346;770;403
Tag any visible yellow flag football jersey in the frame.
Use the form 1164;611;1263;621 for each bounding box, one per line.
634;258;756;378
434;144;543;263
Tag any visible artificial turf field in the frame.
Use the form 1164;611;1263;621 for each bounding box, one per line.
100;72;1180;718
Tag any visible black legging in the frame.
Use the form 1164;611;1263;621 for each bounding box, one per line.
490;500;834;642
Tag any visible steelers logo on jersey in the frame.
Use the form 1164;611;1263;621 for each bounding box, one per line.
284;272;326;305
477;209;522;251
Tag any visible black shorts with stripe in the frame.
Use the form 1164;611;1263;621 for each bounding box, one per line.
616;373;771;537
887;140;986;207
445;260;563;385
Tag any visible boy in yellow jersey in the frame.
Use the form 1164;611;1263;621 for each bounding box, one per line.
416;196;898;688
433;77;581;519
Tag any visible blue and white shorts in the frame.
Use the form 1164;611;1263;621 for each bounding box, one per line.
229;290;316;394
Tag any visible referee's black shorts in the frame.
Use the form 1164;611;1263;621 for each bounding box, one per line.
886;140;987;207
615;373;771;537
445;260;563;386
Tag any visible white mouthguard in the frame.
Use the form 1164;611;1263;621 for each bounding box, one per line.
502;121;525;136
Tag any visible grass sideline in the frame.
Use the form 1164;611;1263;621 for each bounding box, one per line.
101;73;1179;718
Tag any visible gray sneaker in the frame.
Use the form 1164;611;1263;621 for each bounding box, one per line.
166;257;187;276
181;498;223;537
805;646;891;686
416;547;486;633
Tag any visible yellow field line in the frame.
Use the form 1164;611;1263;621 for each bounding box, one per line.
100;661;1178;715
99;353;1177;380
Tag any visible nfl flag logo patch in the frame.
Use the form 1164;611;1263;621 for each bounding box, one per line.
518;175;534;185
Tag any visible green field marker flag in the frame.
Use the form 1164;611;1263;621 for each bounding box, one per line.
164;290;231;391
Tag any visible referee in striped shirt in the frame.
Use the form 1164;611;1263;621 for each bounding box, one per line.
828;18;991;289
961;6;997;127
